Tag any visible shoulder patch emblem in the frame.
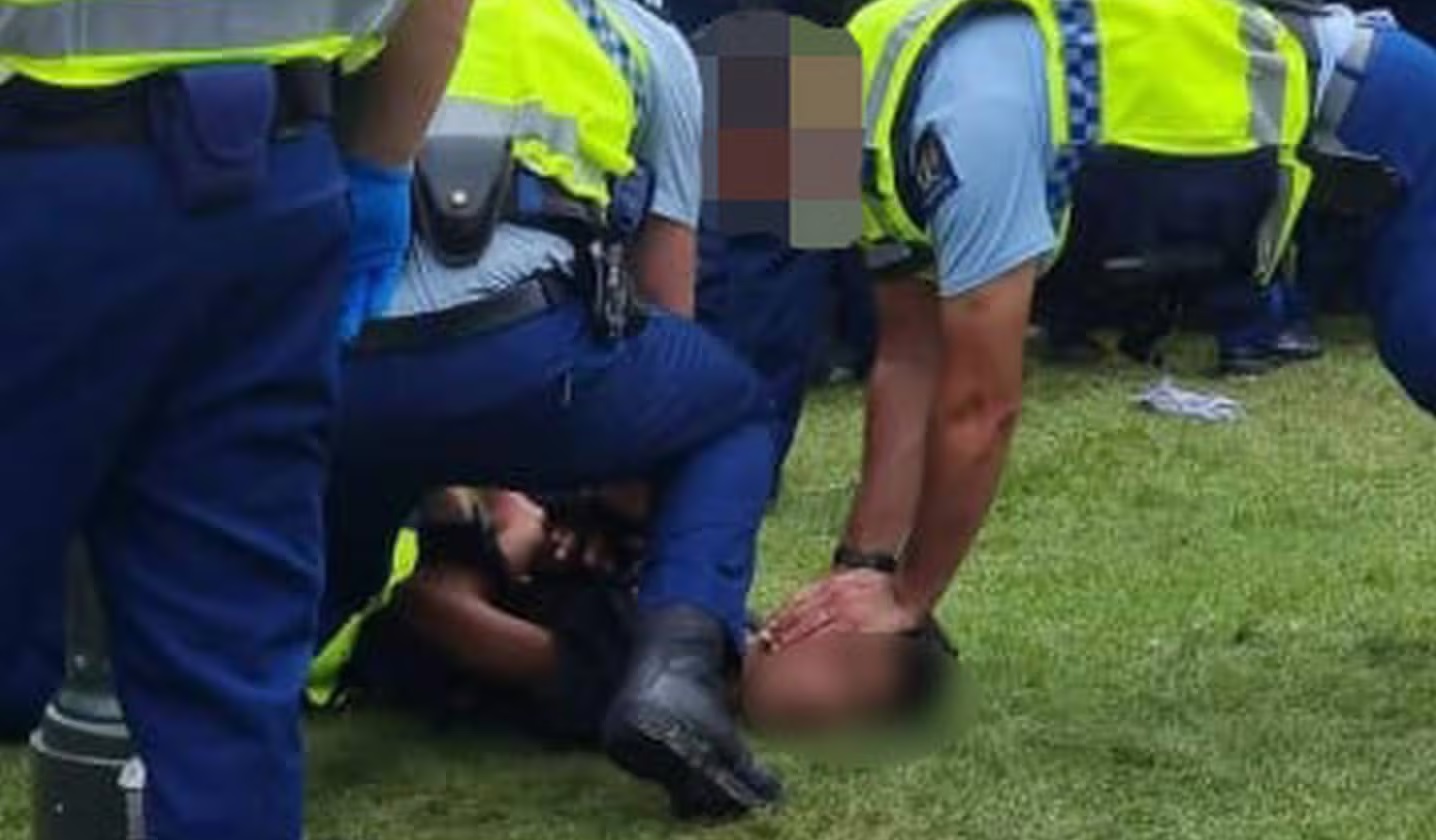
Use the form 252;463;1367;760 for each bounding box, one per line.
912;125;961;218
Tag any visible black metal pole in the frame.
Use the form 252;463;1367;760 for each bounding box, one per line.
30;542;146;840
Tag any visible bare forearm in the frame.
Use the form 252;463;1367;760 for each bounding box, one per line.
633;216;696;316
341;0;472;166
843;275;941;553
442;607;557;686
896;390;1021;612
401;577;558;687
843;351;934;553
894;262;1036;612
763;268;1032;647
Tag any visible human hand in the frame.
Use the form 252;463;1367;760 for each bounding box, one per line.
761;569;923;651
541;525;623;576
535;486;648;577
338;157;412;342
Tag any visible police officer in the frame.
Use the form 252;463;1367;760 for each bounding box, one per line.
0;0;469;837
1284;2;1434;325
1297;4;1436;415
765;0;1315;642
671;0;869;485
325;0;781;819
769;0;1436;646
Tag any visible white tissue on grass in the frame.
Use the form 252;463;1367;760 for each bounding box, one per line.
1133;376;1245;423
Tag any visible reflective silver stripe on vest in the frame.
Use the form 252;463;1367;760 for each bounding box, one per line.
863;0;947;150
1237;1;1292;146
0;0;405;58
1313;24;1376;149
429;97;609;190
1236;1;1302;277
431;99;578;150
1254;160;1296;276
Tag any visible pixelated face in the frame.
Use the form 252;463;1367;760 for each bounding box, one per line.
741;630;904;735
691;9;863;249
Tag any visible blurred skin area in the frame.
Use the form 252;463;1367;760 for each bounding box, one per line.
741;629;907;735
390;486;913;738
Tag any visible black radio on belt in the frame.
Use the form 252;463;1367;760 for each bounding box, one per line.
586;166;656;342
590;239;639;343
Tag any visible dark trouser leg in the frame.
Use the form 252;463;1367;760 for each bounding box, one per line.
0;127;348;840
698;230;830;479
329;302;776;641
1337;30;1436;414
326;301;778;815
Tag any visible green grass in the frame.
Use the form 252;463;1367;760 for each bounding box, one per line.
4;324;1436;839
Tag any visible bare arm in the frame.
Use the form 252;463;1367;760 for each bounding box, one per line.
631;216;697;317
842;272;943;554
396;565;558;687
894;261;1035;613
766;260;1036;645
341;0;472;167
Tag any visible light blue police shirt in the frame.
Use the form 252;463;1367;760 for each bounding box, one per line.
384;0;703;317
898;11;1057;298
1312;4;1361;110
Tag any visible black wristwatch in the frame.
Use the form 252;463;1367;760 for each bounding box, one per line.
832;545;899;574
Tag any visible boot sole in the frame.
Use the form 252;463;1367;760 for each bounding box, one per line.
605;704;774;819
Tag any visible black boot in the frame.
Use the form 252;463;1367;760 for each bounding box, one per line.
603;606;782;820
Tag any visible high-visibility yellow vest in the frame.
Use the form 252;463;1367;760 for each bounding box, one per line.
0;0;406;87
851;0;1313;279
306;528;422;709
426;0;647;210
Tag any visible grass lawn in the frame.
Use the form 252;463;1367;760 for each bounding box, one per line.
2;324;1435;839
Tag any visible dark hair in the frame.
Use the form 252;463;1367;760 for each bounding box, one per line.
890;616;958;720
781;0;870;27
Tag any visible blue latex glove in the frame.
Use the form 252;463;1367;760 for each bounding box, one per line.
339;157;413;343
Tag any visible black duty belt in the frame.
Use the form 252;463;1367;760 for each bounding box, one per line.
0;60;334;147
351;269;577;355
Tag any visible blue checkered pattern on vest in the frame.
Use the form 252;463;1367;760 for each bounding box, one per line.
1047;0;1102;223
568;0;647;124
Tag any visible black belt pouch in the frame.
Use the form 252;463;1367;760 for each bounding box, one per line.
413;135;514;267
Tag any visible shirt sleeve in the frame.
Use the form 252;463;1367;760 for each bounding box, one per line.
902;13;1057;298
632;14;704;228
